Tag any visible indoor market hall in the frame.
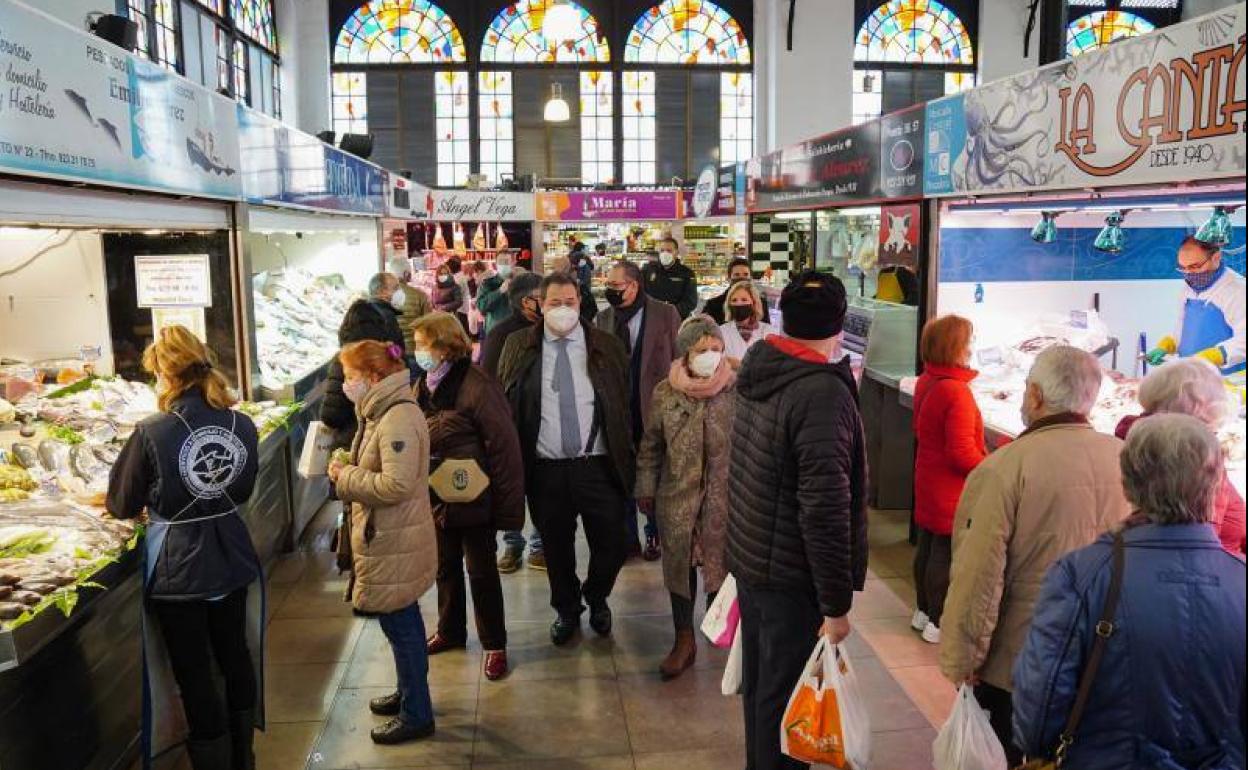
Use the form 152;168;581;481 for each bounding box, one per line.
0;1;1244;770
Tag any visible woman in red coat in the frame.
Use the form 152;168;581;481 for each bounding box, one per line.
912;314;988;644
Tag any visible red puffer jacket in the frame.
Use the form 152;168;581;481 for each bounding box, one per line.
913;364;988;535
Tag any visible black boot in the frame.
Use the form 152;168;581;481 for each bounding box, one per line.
186;734;231;770
228;710;255;770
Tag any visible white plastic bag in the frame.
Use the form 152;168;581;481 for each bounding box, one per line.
932;684;1007;770
296;421;335;477
721;624;743;695
701;573;739;648
780;637;872;769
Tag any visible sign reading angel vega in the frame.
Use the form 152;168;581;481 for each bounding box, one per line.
924;6;1246;196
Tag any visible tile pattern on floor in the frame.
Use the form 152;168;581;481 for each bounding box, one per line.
253;510;942;770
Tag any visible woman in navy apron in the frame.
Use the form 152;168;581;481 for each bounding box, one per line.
107;325;262;770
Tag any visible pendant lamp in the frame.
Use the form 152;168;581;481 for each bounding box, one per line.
1194;205;1233;247
1030;211;1058;244
543;82;570;122
1093;211;1127;254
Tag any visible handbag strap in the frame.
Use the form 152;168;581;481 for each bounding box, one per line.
1054;531;1126;766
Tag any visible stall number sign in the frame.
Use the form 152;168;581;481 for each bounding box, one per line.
135;255;212;308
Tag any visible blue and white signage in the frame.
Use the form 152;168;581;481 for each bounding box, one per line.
923;94;966;196
0;0;242;199
238;106;386;215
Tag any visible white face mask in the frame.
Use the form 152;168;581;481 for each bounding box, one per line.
689;350;723;378
544;306;580;336
658;251;676;267
390;288;406;310
497;263;513;278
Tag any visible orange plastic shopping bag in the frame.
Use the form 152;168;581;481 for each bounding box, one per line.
780;637;872;769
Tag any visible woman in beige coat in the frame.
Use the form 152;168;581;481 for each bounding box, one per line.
635;315;736;680
329;340;438;746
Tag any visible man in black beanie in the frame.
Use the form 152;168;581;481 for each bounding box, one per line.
725;270;869;770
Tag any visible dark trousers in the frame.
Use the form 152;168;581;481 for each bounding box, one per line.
738;580;822;770
436;524;507;650
150;588;256;741
975;682;1024;767
670;567;717;632
913;528;952;626
529;457;628;618
378;602;435;727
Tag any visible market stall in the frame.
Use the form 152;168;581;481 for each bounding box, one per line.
237;107;389;541
746;105;928;509
678;164;750;305
912;6;1247;495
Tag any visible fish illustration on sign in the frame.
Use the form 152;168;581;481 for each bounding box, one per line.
97;119;123;150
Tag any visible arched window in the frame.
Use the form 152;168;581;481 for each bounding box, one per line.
1066;10;1156;57
624;0;752;184
480;0;609;64
334;0;467;64
852;0;975;125
230;0;276;52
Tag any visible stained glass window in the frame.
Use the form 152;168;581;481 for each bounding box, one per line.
481;0;609;64
127;0;152;62
335;0;467;64
854;0;974;65
1066;11;1156;56
230;0;276;52
233;40;250;105
128;0;181;71
479;72;514;185
622;71;657;185
332;73;369;135
851;69;975;125
581;72;614;184
216;26;232;93
437;71;471;186
720;72;752;164
194;0;223;14
625;0;750;65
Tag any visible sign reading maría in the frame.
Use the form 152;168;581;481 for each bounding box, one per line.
135;254;212;308
0;0;241;198
924;6;1246;197
536;191;681;221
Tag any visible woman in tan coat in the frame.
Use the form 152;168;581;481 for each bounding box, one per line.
635;315;736;680
329;340;438;746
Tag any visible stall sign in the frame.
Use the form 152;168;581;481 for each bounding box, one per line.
386;174;433;219
877;203;920;269
238;107;386;215
421;190;535;222
691;166;718;218
880;106;925;199
135;254;212;308
680;164;742;218
0;0;242;199
746;121;882;212
923;6;1246;197
536;190;682;221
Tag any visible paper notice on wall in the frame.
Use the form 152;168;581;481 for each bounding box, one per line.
151;307;207;342
135;254;212;308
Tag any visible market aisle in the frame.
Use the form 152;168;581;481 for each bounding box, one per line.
242;504;942;770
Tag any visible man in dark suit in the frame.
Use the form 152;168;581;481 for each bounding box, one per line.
496;273;635;646
595;260;681;561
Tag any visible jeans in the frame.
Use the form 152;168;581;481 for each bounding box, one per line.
150;588;256;740
377;603;435;727
502;528;543;553
974;682;1024;767
913;528;952;626
738;580;823;770
436;525;507;650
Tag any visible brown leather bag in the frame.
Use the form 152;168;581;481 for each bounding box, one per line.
1014;532;1125;770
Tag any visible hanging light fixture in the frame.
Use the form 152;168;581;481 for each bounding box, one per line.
1093;210;1127;254
1194;205;1234;247
1030;211;1058;244
542;0;581;45
543;82;570;122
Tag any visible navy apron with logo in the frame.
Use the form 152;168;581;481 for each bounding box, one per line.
141;410;266;768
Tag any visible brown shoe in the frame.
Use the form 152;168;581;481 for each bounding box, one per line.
659;629;697;680
483;650;509;681
426;633;466;656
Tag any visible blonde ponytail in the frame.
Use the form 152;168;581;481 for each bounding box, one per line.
141;325;236;412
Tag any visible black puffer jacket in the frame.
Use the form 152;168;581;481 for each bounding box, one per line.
321;299;407;447
725;340;868;618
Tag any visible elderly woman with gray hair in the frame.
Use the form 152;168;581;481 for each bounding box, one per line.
1013;413;1246;770
1114;358;1244;554
634;314;736;680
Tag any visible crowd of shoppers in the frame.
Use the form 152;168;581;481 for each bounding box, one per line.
115;238;1245;770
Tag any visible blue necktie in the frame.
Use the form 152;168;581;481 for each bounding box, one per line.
552;338;582;458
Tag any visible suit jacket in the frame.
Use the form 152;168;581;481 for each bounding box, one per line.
594;295;680;430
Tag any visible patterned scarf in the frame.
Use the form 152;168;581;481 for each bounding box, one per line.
667;357;735;401
425;359;454;392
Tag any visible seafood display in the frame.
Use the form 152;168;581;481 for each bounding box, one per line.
252;269;360;391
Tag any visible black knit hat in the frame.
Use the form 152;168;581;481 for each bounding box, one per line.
780;270;848;340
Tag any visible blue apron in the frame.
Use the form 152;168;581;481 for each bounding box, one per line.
140;411;266;769
1178;296;1244;375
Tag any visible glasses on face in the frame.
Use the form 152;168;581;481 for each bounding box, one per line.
606;280;634;292
1176;253;1217;275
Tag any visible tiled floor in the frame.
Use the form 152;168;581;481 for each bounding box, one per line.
232;505;952;770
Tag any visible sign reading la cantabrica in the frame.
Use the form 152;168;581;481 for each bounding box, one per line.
1056;31;1246;177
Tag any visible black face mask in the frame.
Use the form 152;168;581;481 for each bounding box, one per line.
729;304;754;322
604;287;627;307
